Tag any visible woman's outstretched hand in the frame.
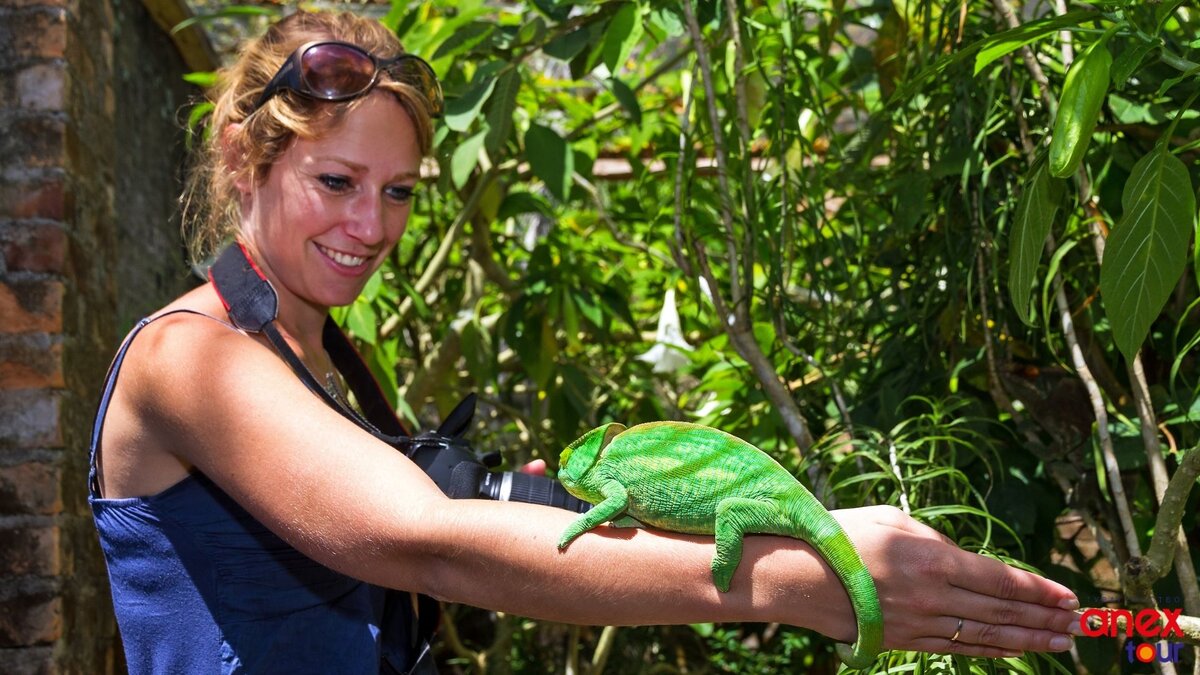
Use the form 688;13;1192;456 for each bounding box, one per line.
823;506;1081;659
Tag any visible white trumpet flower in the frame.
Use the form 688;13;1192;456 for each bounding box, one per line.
637;288;693;374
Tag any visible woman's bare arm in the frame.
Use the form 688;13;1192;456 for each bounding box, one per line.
121;313;1080;657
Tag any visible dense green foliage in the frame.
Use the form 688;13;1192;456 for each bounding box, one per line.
183;1;1200;672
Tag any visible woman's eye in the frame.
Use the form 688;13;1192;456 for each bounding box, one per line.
318;174;351;192
387;185;416;203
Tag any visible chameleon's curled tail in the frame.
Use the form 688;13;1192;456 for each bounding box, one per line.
820;530;883;669
785;491;883;670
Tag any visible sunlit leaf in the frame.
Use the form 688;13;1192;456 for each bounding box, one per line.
182;71;218;88
451;129;487;188
972;10;1097;75
603;2;643;74
347;300;378;345
1100;146;1195;361
444;75;498;132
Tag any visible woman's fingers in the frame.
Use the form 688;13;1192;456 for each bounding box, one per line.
949;616;1074;652
943;585;1082;634
519;459;547;476
947;546;1078;610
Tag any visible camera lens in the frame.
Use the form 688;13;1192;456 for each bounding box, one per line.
479;472;591;513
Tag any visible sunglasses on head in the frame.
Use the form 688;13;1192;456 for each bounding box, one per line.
251;40;444;118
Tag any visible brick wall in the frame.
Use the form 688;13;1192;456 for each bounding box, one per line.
0;0;203;672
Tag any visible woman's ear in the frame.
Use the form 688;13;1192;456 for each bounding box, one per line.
221;123;252;196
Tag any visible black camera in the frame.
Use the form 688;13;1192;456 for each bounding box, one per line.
399;395;591;514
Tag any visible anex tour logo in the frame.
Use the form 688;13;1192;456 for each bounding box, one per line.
1079;607;1184;665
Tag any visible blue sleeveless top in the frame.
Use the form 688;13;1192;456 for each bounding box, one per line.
88;311;433;674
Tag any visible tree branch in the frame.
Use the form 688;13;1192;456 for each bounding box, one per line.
679;0;815;454
1126;447;1200;597
590;625;618;675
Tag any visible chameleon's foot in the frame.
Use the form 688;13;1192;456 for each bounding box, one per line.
835;641;877;670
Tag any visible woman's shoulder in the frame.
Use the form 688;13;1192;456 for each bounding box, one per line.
120;284;269;406
97;284;258;498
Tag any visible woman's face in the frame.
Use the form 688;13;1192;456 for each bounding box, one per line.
239;92;422;312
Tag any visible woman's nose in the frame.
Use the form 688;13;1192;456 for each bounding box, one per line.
345;193;384;244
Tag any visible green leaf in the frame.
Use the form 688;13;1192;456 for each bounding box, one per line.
1111;39;1157;90
182;71;217;88
361;269;384;302
461;319;496;383
347;300;378;345
573;290;604;327
499;191;554;219
485;69;520;158
544;23;599;61
368;340;398;410
603;2;643;74
1100;146;1195;361
531;0;572;22
1040;239;1078;342
445;76;498;133
504;305;557;389
1008;161;1063;326
1157;0;1189;33
525;124;574;201
451;130;488;189
650;6;685;37
972;10;1097;75
609;78;642;125
185;102;214;149
432;22;496;60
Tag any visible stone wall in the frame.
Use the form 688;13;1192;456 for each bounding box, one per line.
0;0;203;672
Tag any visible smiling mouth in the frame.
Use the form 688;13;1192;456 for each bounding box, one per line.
316;244;369;267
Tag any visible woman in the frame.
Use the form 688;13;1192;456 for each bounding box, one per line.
89;10;1082;674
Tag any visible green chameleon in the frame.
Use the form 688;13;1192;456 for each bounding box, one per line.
556;421;883;670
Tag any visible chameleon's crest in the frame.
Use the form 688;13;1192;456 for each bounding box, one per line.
558;422;624;488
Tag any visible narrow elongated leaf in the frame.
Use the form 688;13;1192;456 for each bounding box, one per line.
485;69;520;157
609;77;642;125
603;2;643;74
1100;146;1195;361
973;10;1097;75
525;124;573;201
183;71;217;88
1008;161;1063;325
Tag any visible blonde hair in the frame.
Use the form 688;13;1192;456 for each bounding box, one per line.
181;10;435;264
